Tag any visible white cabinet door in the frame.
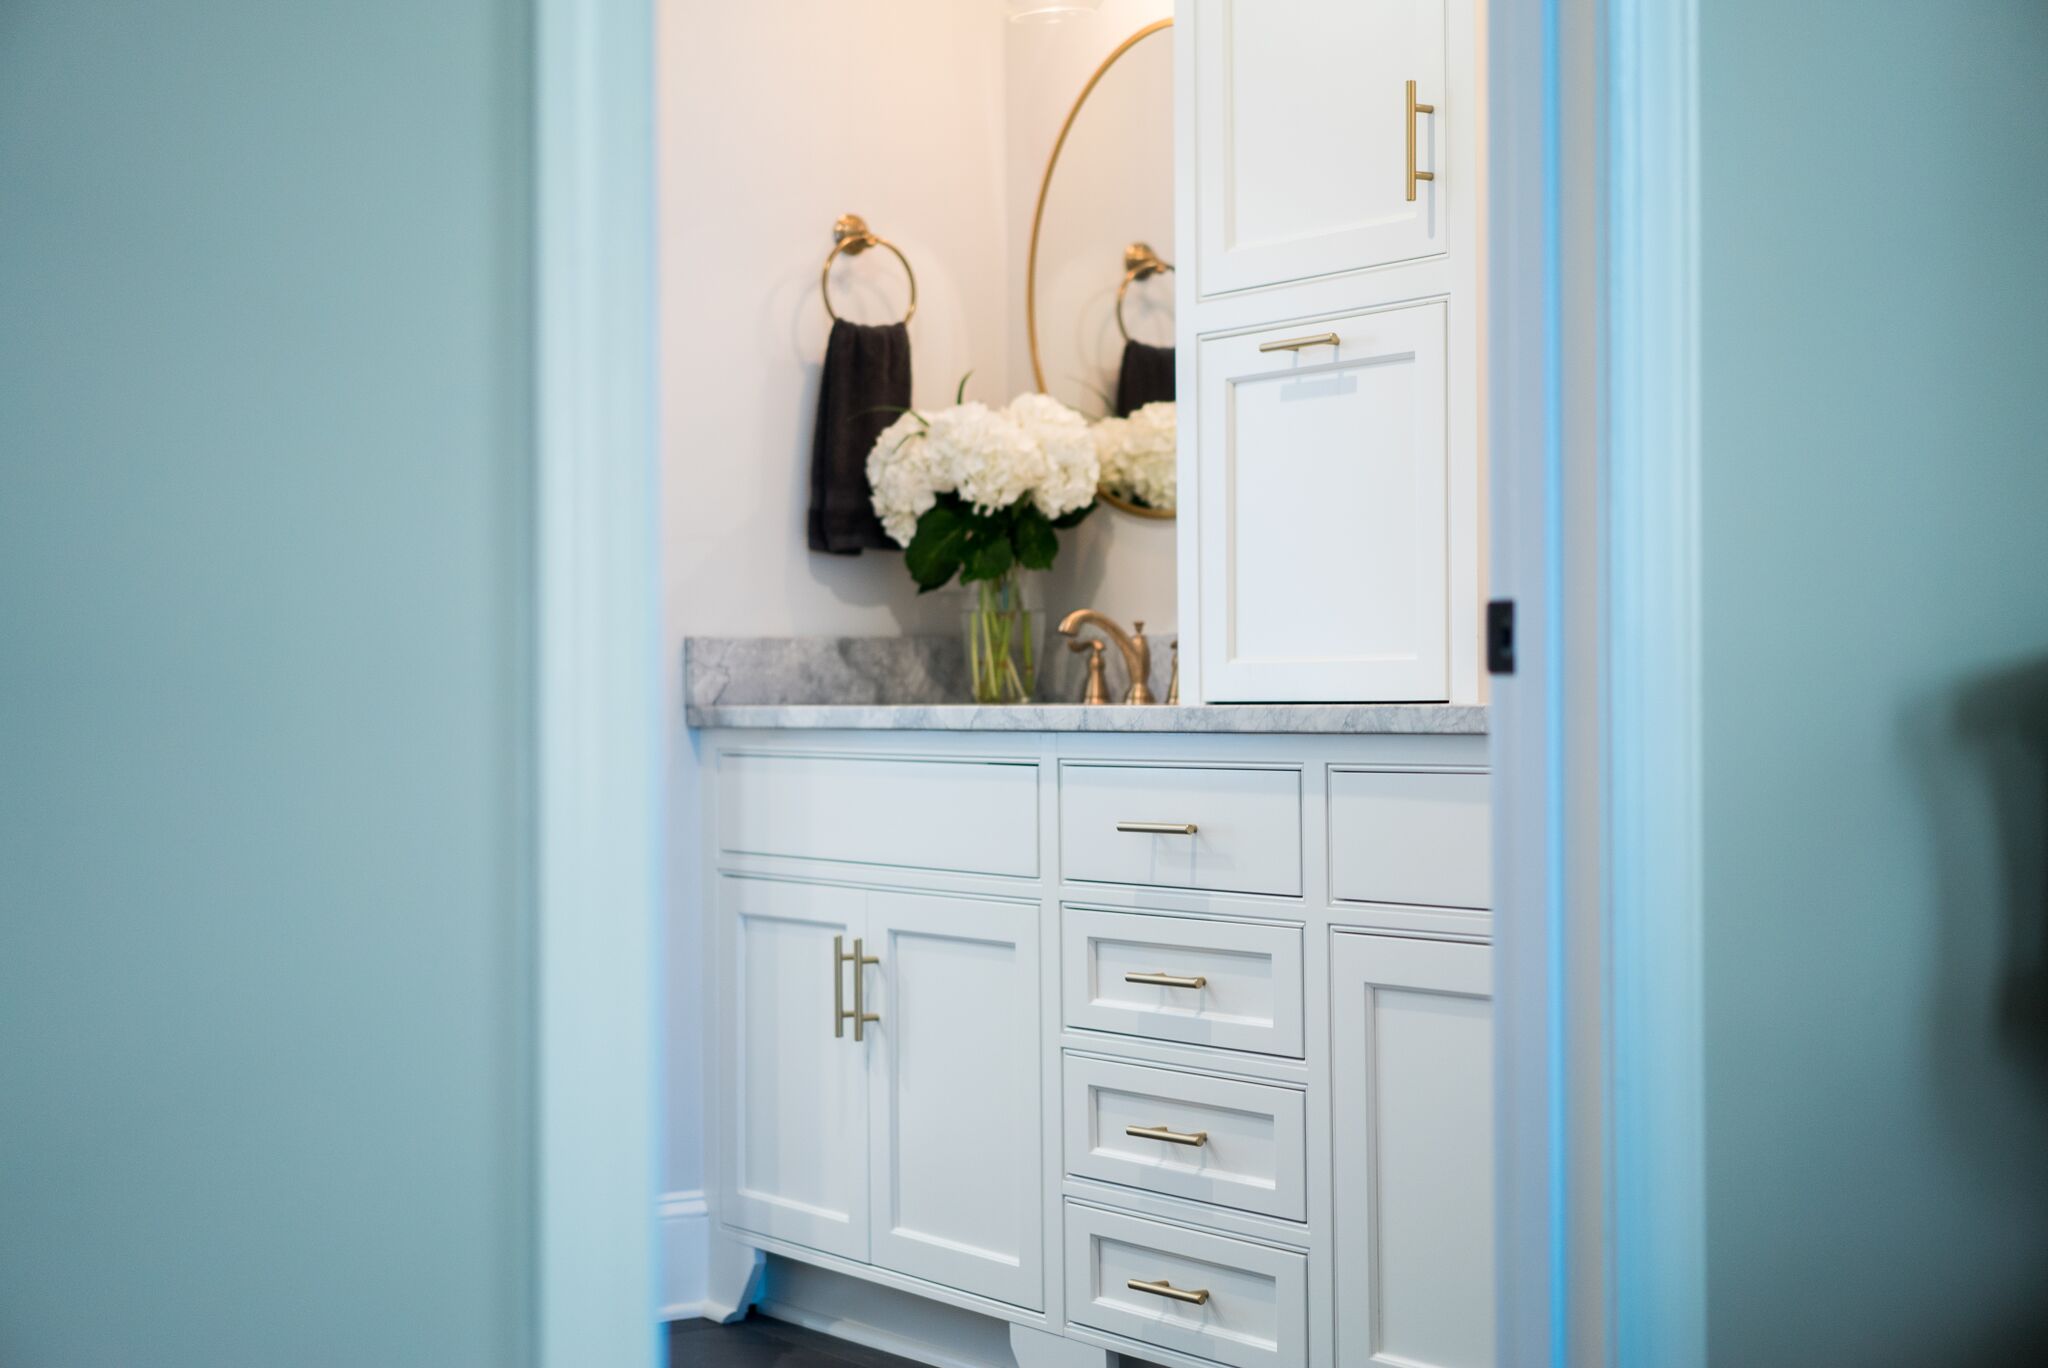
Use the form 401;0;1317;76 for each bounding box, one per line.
721;877;869;1261
1198;303;1449;701
865;890;1042;1309
1331;933;1494;1368
1192;0;1448;296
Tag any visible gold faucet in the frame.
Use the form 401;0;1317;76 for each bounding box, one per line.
1058;610;1156;705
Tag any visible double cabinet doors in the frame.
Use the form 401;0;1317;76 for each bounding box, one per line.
719;877;1043;1310
1192;0;1449;296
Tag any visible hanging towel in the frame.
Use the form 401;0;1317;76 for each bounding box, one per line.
807;318;911;554
1114;339;1176;417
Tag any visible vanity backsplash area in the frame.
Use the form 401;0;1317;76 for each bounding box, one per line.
672;2;1489;1366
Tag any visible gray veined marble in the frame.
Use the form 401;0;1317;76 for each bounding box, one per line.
685;700;1486;734
683;636;1486;735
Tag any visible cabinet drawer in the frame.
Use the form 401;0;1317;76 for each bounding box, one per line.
1064;1055;1306;1222
1065;1203;1307;1368
1063;908;1303;1057
1329;768;1491;909
716;751;1038;878
1060;763;1301;897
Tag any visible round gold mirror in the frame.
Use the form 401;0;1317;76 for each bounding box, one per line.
1025;18;1175;520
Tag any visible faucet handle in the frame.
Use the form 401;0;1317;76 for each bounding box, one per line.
1069;638;1112;706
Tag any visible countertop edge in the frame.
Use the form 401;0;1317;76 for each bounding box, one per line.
684;702;1488;736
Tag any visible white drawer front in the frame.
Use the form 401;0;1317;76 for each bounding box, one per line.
1060;763;1301;897
717;751;1038;878
1064;1055;1306;1222
1063;908;1304;1058
1065;1204;1307;1368
1329;768;1490;910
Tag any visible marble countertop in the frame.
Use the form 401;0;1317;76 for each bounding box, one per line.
686;701;1485;734
683;637;1486;735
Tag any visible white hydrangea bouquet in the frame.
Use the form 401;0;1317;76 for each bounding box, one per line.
1091;401;1176;513
867;384;1099;703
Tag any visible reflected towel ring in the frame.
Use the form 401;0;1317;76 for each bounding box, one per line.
1114;241;1174;343
821;213;917;325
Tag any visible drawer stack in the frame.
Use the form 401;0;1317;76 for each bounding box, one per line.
1055;759;1312;1368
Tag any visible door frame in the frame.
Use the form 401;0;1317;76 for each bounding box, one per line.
533;1;662;1365
1486;1;1705;1365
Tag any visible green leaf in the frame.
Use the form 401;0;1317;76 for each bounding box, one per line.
961;535;1014;585
1013;507;1058;571
1050;502;1095;530
904;503;968;592
955;369;975;405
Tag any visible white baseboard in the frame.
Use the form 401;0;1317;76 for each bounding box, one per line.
657;1190;709;1321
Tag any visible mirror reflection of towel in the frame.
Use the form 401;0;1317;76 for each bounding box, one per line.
807;319;910;554
1115;340;1175;417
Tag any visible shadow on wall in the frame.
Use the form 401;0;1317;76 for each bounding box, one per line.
1916;655;2048;1363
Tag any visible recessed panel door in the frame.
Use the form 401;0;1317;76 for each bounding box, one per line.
1193;0;1449;295
865;890;1042;1309
721;877;868;1261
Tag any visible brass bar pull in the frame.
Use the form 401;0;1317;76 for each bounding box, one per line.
1407;79;1437;202
1257;332;1340;353
1117;820;1198;835
834;935;854;1039
1128;1279;1210;1306
850;937;881;1043
1125;970;1208;990
1126;1123;1209;1148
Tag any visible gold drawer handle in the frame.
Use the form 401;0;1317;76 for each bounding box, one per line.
1126;1123;1208;1148
1407;78;1437;201
1125;970;1207;990
833;935;881;1042
1128;1278;1210;1306
1117;820;1198;835
1256;332;1339;354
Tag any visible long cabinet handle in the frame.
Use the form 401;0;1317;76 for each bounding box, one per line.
1125;970;1208;990
1126;1123;1209;1148
1128;1278;1210;1306
1407;78;1437;201
835;935;881;1041
1116;820;1198;835
1256;332;1340;354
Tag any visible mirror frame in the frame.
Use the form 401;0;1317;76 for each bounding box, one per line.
1024;17;1176;521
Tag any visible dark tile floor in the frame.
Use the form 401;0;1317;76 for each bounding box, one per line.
667;1315;924;1368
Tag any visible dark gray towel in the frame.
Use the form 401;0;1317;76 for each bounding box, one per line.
1115;339;1176;417
808;319;910;554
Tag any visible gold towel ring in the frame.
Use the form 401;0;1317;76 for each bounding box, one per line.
1114;241;1173;343
821;213;917;325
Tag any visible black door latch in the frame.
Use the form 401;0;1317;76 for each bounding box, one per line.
1486;600;1515;676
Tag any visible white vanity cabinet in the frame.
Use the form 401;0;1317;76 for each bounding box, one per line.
699;724;1495;1368
1177;0;1482;706
715;803;1044;1309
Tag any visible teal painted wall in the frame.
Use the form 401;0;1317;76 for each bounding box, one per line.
1700;2;2048;1361
0;3;537;1365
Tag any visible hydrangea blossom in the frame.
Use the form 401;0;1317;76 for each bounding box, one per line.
865;392;1102;548
1092;401;1176;512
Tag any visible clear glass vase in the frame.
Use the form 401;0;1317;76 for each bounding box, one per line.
961;568;1043;705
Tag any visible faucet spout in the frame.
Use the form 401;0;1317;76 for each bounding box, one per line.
1058;610;1155;705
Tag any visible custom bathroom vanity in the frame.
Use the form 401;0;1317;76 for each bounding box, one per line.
691;681;1490;1368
